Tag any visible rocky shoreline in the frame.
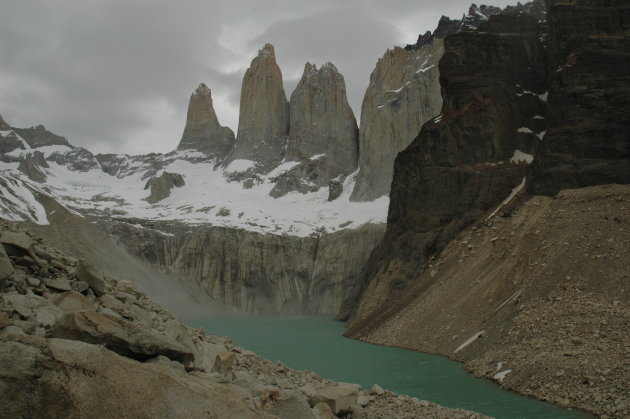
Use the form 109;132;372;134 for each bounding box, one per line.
0;219;487;418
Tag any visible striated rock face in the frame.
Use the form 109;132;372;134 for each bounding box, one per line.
177;83;235;159
271;62;358;197
102;221;385;314
345;13;547;325
229;43;290;169
529;0;630;195
144;171;185;204
350;40;444;202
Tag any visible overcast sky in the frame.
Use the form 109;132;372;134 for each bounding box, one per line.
0;0;515;155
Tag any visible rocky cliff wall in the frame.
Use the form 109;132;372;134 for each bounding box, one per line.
344;13;547;325
101;221;385;315
529;0;630;195
350;39;444;202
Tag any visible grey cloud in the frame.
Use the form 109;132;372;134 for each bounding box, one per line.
0;0;512;155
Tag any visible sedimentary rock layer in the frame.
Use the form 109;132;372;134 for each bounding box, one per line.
529;0;630;195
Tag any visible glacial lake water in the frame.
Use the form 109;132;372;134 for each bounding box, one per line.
187;315;592;419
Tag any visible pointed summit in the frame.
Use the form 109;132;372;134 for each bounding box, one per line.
228;43;289;169
177;83;235;159
0;114;10;130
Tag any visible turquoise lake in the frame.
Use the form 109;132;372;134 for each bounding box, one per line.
187;315;592;419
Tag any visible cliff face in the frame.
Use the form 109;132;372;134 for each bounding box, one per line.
270;63;359;198
346;13;547;324
229;44;290;169
102;221;385;315
350;40;444;202
529;0;630;195
288;62;358;172
177;83;235;160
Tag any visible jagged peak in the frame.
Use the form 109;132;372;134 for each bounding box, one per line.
193;83;212;97
302;61;339;78
257;43;276;60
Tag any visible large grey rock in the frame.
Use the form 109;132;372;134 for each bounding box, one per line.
310;383;360;415
229;43;290;169
48;310;194;366
52;291;96;313
75;259;106;296
271;392;318;419
0;243;13;286
351;39;444;201
144;171;185;204
2;294;64;327
177;83;235;160
0;337;273;419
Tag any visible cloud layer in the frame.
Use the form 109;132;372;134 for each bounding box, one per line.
0;0;514;155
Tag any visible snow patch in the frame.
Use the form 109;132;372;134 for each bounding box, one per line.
510;150;534;165
537;130;546;140
517;127;533;134
225;159;255;173
494;369;512;382
486;177;526;221
454;331;485;353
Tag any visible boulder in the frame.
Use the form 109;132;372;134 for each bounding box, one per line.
144;171;186;204
2;294;64;327
271;392;317;419
42;277;72;292
0;244;14;286
312;402;338;419
48;310;194;366
0;337;274;419
52;291;95;313
310;383;360;415
74;260;106;296
193;339;227;372
211;351;235;374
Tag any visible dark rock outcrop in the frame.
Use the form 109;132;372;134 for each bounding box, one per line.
345;13;547;325
17;151;49;183
12;124;71;149
144;172;185;204
529;0;630;195
177;83;235;160
0;114;10;130
228;44;290;169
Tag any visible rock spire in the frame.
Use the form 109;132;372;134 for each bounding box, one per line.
287;62;358;175
229;43;290;169
177;83;235;160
